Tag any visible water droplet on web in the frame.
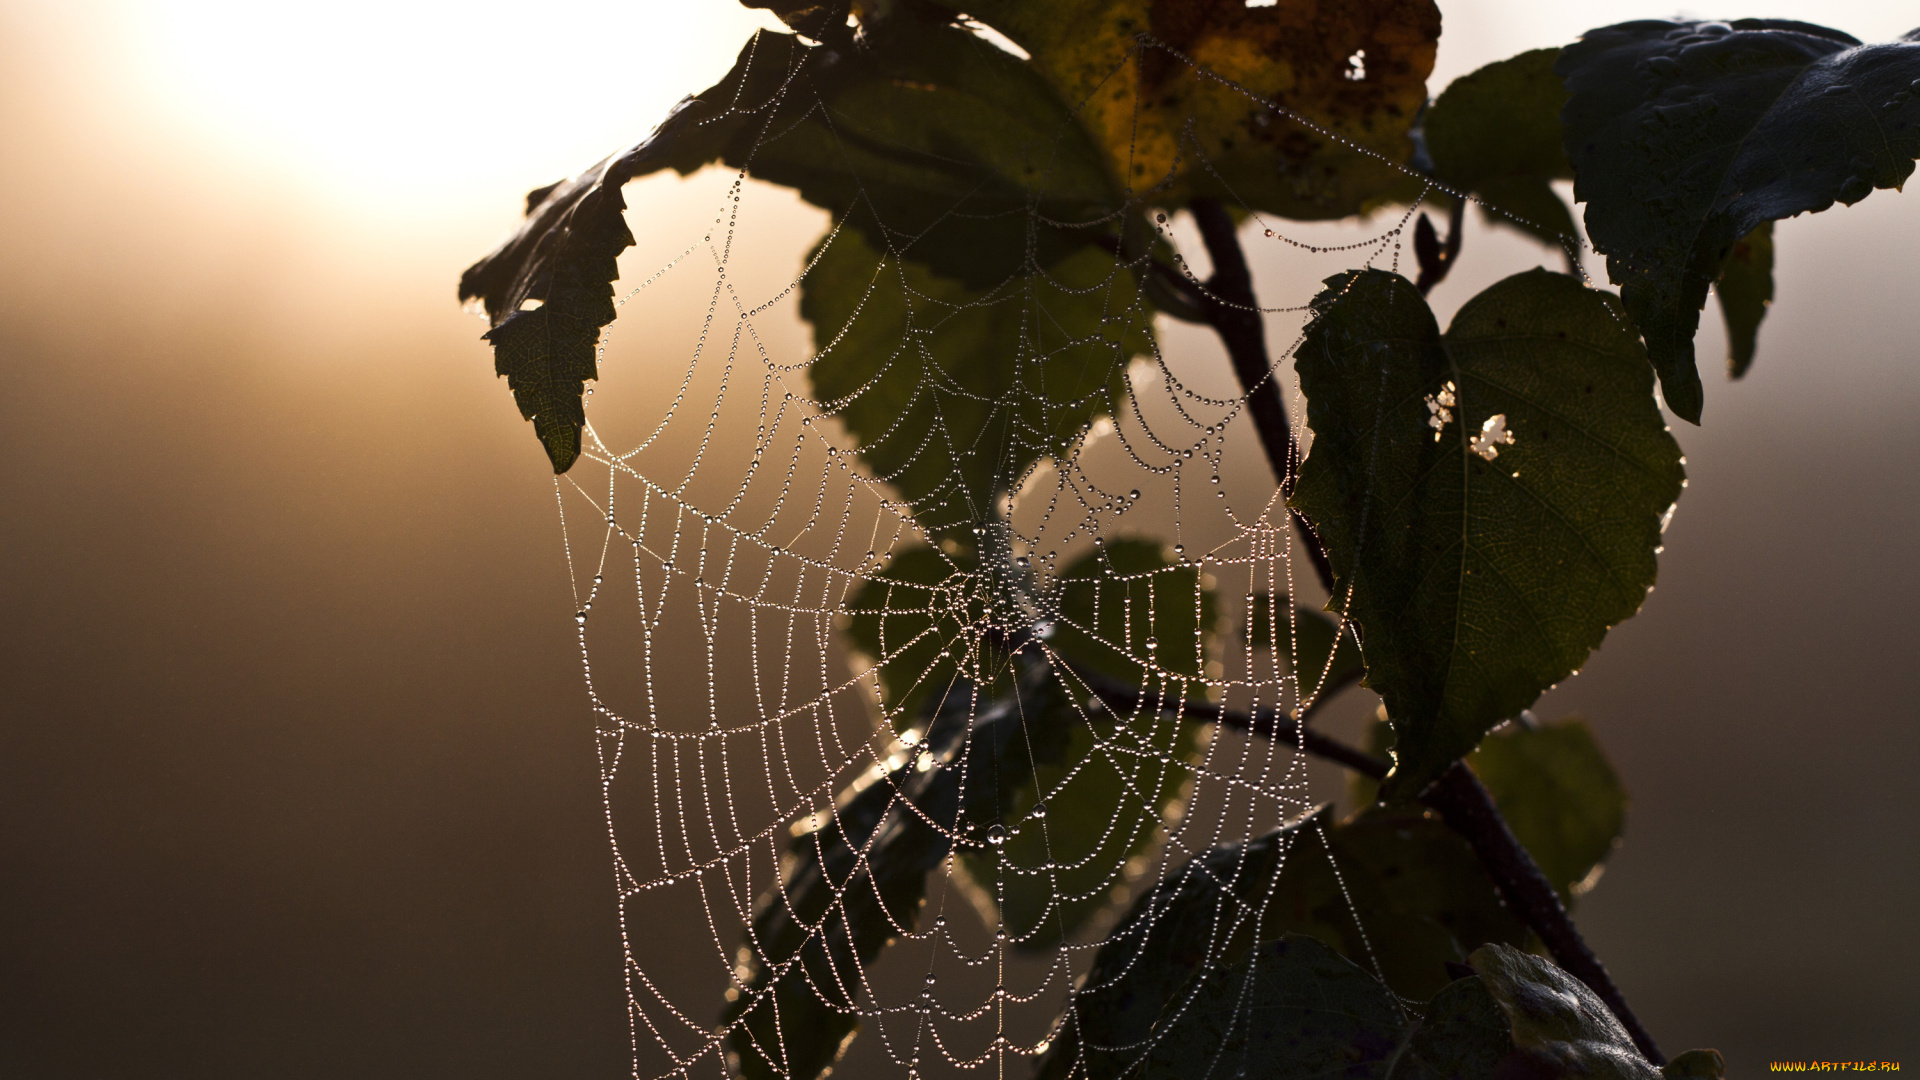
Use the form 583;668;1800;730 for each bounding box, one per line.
575;611;588;625
1030;802;1046;819
1145;637;1158;651
987;824;1006;845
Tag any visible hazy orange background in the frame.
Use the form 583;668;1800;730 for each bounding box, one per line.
2;1;1915;1075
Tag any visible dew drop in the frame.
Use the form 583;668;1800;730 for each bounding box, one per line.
987;825;1006;846
575;611;588;625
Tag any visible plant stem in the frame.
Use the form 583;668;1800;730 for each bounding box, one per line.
1168;201;1666;1065
1422;763;1667;1065
1187;197;1336;596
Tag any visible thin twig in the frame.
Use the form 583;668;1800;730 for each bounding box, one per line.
1187;198;1336;596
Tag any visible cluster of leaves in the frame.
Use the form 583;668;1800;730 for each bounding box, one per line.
1040;819;1716;1080
461;1;1918;1076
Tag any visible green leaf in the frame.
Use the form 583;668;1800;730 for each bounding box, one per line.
1557;20;1920;421
1049;538;1216;683
802;226;1147;533
1470;174;1580;254
1425;48;1578;250
728;668;1068;1080
1246;592;1365;693
957;688;1190;949
1291;268;1685;800
946;0;1442;219
1428;49;1572;186
1281;809;1530;1002
844;543;996;727
961;539;1217;947
724;19;1124;288
1036;809;1525;1079
1389;975;1517;1080
1035;809;1378;1080
1469;943;1661;1080
1126;934;1409;1079
1716;221;1775;379
1470;717;1627;904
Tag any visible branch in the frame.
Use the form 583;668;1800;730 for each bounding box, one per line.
1422;763;1666;1065
1187;198;1336;596
1067;669;1666;1064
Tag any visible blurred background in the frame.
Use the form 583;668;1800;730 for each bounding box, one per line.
1;0;1914;1075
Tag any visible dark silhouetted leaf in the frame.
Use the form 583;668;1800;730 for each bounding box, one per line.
1123;934;1407;1079
1716;221;1775;379
943;0;1442;219
1246;592;1365;693
1390;975;1516;1080
459;30;816;471
1664;1049;1729;1080
1291;269;1684;800
1425;48;1577;251
1470;717;1626;903
1036;809;1528;1079
1469;943;1662;1080
1034;811;1373;1080
801;226;1147;533
1557;19;1920;421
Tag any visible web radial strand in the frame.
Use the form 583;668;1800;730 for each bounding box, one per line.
514;26;1594;1080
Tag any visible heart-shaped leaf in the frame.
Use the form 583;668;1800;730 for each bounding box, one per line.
1291;268;1684;800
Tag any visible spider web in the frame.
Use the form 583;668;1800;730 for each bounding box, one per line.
535;24;1587;1080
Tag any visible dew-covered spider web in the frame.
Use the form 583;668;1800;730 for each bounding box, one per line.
522;18;1602;1080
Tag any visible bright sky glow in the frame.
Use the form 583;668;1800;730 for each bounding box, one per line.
64;0;1918;220
96;0;781;214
